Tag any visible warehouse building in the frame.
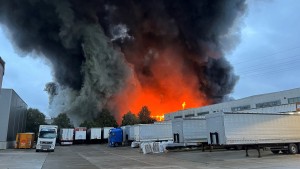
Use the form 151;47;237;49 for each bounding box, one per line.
164;88;300;121
0;89;27;149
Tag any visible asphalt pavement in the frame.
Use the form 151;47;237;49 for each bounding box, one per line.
1;144;300;169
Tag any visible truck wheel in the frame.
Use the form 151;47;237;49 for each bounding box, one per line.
288;144;298;154
36;149;39;152
271;150;280;154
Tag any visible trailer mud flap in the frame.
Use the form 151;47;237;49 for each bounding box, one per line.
210;132;219;144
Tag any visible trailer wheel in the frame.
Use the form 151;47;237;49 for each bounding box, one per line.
288;144;298;154
271;150;280;154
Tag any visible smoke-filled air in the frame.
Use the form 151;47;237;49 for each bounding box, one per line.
0;0;246;124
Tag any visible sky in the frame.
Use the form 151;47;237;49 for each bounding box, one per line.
1;0;300;117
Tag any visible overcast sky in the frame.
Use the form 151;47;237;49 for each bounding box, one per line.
1;0;300;117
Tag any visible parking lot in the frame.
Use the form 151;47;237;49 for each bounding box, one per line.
1;144;300;169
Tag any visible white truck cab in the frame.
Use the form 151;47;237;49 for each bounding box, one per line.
36;125;58;152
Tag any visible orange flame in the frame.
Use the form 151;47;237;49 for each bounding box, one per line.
111;48;211;122
151;115;165;121
182;102;186;110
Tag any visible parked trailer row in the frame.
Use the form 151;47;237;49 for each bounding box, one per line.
109;111;300;157
58;127;114;145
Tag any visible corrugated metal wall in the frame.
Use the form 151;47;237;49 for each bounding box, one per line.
0;89;27;149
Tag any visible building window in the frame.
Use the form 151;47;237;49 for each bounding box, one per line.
174;115;182;119
256;100;281;108
288;97;300;104
185;114;195;117
231;105;251;112
197;112;209;116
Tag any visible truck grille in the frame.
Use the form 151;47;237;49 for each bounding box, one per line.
41;141;53;144
41;145;51;149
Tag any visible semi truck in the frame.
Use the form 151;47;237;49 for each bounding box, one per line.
59;128;74;145
36;125;58;152
172;118;207;146
108;128;123;147
206;112;300;157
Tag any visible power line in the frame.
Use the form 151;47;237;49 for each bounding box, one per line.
237;57;300;74
231;45;300;65
239;64;300;78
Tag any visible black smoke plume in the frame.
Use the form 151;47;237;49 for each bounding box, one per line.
0;0;246;122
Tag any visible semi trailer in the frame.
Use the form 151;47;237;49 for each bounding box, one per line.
74;127;87;143
172;118;207;146
87;128;102;142
59;128;74;145
206;112;300;157
133;123;172;142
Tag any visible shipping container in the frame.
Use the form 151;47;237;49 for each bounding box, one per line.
15;133;35;149
59;128;74;145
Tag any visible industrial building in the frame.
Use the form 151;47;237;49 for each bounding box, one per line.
0;57;4;90
0;89;28;149
164;88;300;121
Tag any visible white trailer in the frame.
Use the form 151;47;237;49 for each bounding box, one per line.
74;127;86;143
128;125;135;141
172;118;207;145
59;128;74;145
133;123;172;142
206;112;300;157
87;128;102;140
121;125;131;144
103;127;113;139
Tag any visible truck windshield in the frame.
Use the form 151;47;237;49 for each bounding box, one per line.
39;131;56;139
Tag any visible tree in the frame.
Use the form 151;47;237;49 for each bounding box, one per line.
79;109;118;128
121;111;139;126
79;120;97;129
52;113;73;129
95;109;118;127
25;108;46;134
138;106;156;124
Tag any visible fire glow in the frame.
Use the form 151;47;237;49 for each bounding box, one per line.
113;48;211;120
